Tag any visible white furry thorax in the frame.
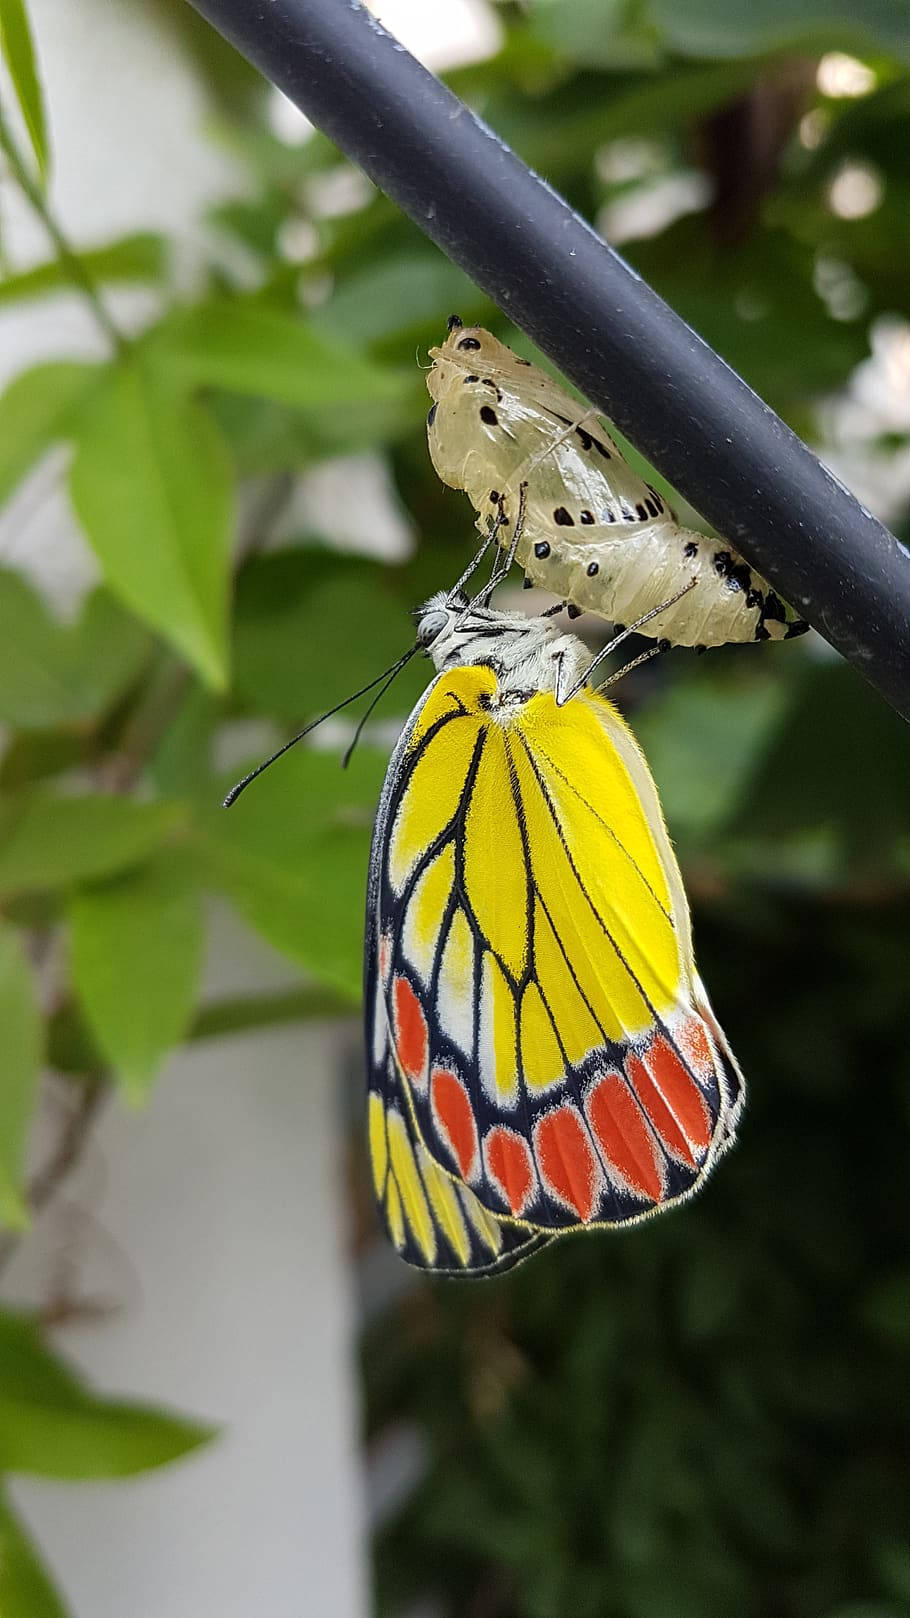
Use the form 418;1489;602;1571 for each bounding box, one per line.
415;592;592;708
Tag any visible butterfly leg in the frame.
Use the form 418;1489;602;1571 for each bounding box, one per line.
555;579;695;705
446;531;500;604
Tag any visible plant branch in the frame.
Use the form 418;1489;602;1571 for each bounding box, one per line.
0;101;124;353
0;1075;107;1277
190;984;355;1040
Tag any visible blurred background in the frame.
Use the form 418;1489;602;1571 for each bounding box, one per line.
0;1;909;1614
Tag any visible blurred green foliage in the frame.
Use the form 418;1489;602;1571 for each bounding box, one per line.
1;0;910;1610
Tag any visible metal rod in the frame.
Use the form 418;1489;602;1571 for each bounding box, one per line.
185;0;910;720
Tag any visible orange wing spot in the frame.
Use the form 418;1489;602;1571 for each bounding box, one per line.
677;1017;714;1076
534;1104;600;1222
626;1052;696;1166
484;1126;535;1215
585;1072;664;1204
431;1068;479;1181
625;1035;712;1166
393;976;428;1088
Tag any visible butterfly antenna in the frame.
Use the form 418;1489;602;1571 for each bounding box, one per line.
342;644;419;769
223;643;418;808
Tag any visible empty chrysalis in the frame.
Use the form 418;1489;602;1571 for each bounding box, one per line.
426;319;808;650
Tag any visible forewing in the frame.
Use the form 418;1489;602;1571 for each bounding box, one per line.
373;665;744;1243
364;676;553;1275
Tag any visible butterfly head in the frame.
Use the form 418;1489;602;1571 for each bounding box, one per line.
414;591;591;702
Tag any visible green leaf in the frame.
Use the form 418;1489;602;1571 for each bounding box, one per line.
0;0;49;180
0;568;150;729
0;1309;215;1477
152;298;412;408
316;252;483;347
70;855;204;1101
732;662;910;862
69;356;233;689
862;1274;910;1345
0;922;43;1228
648;0;910;60
633;670;788;841
0;362;99;510
0;1489;69;1618
526;0;660;68
0;231;165;308
0;793;183;896
195;747;387;1000
233;550;426;722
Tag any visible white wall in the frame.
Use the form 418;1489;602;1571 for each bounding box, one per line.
0;1;369;1611
7;1009;369;1618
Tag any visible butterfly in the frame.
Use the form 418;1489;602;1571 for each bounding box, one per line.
426;318;808;651
365;590;745;1274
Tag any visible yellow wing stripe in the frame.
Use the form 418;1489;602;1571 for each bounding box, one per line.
388;716;481;894
459;1185;503;1256
479;951;519;1103
368;1092;388;1200
402;844;455;985
533;897;603;1065
417;1145;471;1266
463;730;529;980
387;1110;436;1265
385;1177;405;1251
520;982;565;1091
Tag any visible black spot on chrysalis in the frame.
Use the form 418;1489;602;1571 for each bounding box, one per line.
586;561;599;576
580;511;595;525
553;507;574;527
479;405;498;426
458;336;481;352
534;541;551;559
427;403;437;426
684;541;698;559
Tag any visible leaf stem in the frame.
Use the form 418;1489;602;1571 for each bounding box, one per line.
189;984;355;1040
0;101;125;353
0;1074;106;1276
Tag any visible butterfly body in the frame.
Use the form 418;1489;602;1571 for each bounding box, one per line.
426;324;807;649
366;598;745;1274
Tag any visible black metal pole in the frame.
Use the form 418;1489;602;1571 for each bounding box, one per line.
185;0;910;720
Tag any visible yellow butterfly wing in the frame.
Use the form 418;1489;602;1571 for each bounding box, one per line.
365;662;743;1270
